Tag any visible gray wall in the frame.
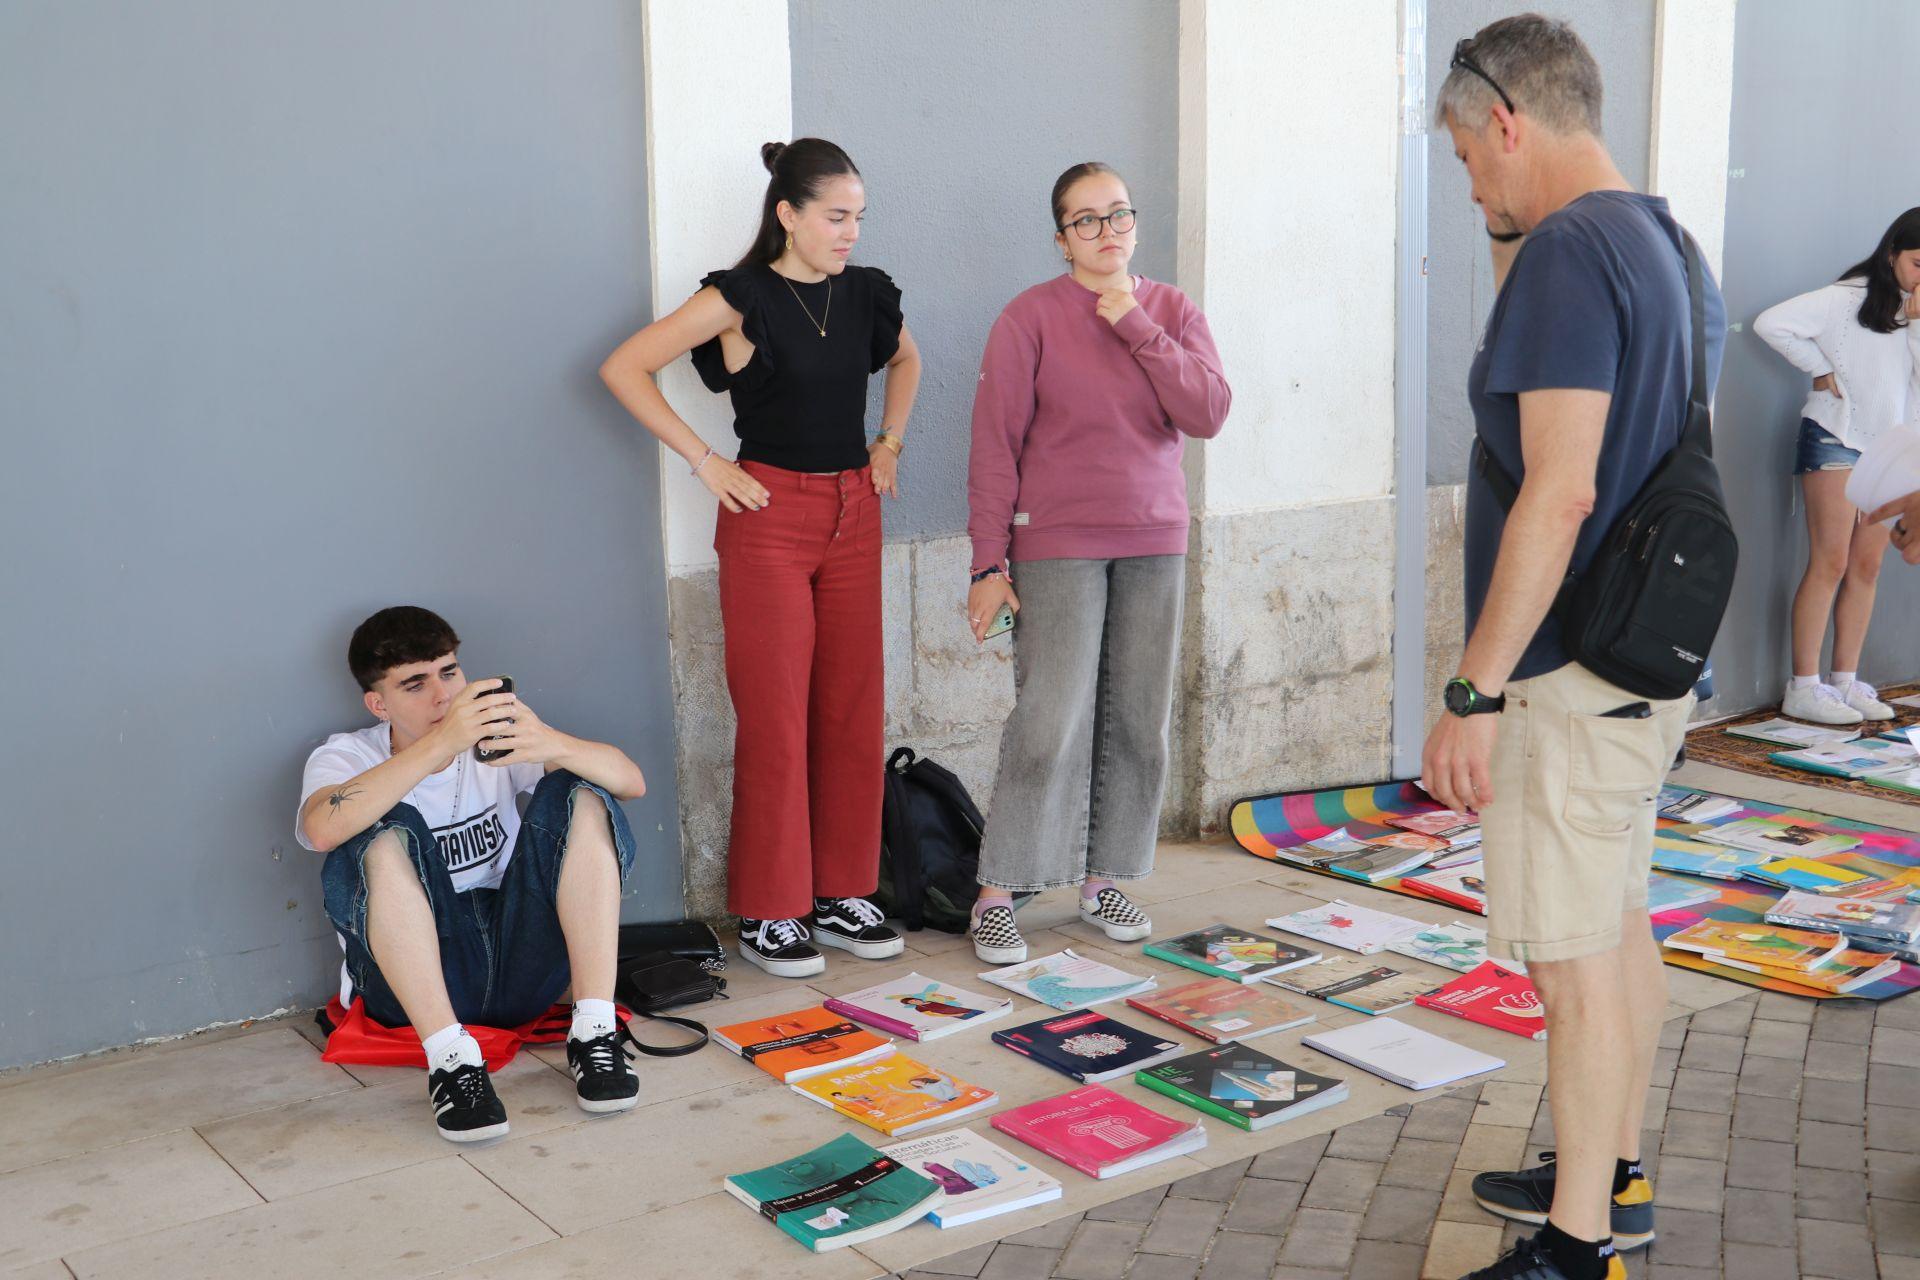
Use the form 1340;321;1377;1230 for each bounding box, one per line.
0;2;679;1069
790;0;1180;541
1424;0;1656;484
1709;0;1920;713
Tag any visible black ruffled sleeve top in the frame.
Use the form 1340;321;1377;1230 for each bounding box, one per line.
690;262;904;473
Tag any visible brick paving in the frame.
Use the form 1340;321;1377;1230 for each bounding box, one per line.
900;991;1920;1280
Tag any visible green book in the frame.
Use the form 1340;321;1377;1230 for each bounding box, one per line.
1142;924;1320;984
723;1133;943;1252
1137;1044;1349;1132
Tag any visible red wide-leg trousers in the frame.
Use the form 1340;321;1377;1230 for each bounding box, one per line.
716;461;885;920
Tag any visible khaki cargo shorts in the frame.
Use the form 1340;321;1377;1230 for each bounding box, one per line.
1480;661;1694;964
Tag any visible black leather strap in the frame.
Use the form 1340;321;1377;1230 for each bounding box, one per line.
624;1013;710;1058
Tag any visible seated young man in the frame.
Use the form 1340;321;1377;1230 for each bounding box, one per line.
297;606;648;1142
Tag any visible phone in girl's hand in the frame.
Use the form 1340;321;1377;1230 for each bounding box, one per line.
983;603;1015;640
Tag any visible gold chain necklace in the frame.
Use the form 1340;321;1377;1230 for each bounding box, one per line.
778;270;831;337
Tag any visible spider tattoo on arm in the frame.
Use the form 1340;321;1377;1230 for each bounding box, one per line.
325;785;363;813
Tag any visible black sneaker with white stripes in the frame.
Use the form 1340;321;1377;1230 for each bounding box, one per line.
566;1024;640;1114
971;903;1028;965
427;1059;509;1143
812;896;905;960
739;916;827;977
1080;886;1152;941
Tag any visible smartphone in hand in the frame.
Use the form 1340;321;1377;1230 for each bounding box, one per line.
982;604;1015;641
475;675;515;762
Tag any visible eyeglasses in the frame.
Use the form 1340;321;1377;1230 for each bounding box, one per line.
1060;208;1136;240
1451;38;1515;115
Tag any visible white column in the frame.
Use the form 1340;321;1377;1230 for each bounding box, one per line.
642;0;791;573
1649;0;1737;276
1174;0;1404;828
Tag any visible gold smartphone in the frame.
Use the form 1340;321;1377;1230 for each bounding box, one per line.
983;603;1015;640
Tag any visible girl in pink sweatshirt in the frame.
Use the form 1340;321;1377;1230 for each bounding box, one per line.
964;162;1230;966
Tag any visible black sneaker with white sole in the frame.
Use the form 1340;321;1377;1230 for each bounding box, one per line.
566;1024;640;1114
427;1059;509;1143
971;903;1028;964
739;916;827;977
812;896;905;959
1080;886;1152;941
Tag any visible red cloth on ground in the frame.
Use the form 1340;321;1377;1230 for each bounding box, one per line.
318;997;628;1070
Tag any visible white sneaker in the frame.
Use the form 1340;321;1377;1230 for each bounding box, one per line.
1838;679;1895;721
1781;680;1866;726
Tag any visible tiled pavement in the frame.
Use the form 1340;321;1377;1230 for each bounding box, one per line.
902;990;1920;1280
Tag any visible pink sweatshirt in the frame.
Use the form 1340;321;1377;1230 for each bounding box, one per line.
968;273;1231;567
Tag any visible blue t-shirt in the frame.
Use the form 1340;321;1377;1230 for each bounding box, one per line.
1464;190;1728;680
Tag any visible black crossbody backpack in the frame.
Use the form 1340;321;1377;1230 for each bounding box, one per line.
1473;231;1738;701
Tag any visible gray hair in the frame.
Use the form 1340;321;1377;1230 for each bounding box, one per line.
1434;13;1604;136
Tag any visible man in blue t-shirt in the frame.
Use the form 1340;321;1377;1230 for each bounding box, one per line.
1420;16;1727;1280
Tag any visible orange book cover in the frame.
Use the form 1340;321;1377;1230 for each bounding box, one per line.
792;1055;998;1136
1663;920;1840;973
715;1005;894;1082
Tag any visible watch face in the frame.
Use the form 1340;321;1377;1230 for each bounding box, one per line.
1445;682;1473;715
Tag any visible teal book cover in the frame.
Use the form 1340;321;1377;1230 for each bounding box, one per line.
725;1133;942;1251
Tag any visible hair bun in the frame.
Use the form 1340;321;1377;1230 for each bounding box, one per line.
760;141;787;173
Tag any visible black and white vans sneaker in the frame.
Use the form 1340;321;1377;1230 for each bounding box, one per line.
812;896;906;960
566;1024;640;1114
739;916;827;977
971;903;1029;965
427;1058;509;1143
1080;886;1152;941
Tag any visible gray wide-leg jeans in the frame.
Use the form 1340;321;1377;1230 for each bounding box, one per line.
976;555;1185;892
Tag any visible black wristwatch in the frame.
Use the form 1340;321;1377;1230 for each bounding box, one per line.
1443;677;1506;717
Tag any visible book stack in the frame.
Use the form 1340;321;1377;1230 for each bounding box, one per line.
1137;1045;1349;1131
1649;836;1765;881
792;1057;998;1136
1746;857;1874;895
1766;888;1920;961
1386;809;1486;869
1399;864;1488;914
1663;919;1900;994
1694;817;1862;860
1267;953;1440;1015
1265;900;1426;955
991;1085;1208;1178
991;1011;1188;1084
1657;786;1742;824
1302;1017;1505;1090
1414;962;1548;1040
823;974;1013;1041
1143;924;1321;983
1725;718;1861;748
1646;872;1723;915
879;1129;1063;1228
725;1133;943;1251
1769;741;1918;780
1125;977;1319;1043
714;1006;895;1083
978;950;1157;1011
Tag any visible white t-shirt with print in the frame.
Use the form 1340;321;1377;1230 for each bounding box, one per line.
296;724;545;893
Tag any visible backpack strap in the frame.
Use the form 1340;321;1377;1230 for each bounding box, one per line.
1472;224;1711;512
882;748;927;930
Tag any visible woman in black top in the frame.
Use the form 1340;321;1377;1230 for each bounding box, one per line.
600;139;922;978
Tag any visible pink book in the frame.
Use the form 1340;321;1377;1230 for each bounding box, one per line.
990;1085;1207;1179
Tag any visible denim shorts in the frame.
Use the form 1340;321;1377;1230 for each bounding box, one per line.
1794;418;1860;475
320;770;635;1028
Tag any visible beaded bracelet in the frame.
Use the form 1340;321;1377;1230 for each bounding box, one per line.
690;446;716;477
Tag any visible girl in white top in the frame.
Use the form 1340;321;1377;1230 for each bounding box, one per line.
1754;207;1920;725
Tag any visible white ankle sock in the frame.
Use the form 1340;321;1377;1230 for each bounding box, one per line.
1790;674;1818;690
571;998;617;1041
423;1023;481;1070
1082;878;1114;901
1832;671;1857;690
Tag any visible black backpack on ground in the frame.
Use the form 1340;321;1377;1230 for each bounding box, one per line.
876;747;994;933
1473;231;1738;701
